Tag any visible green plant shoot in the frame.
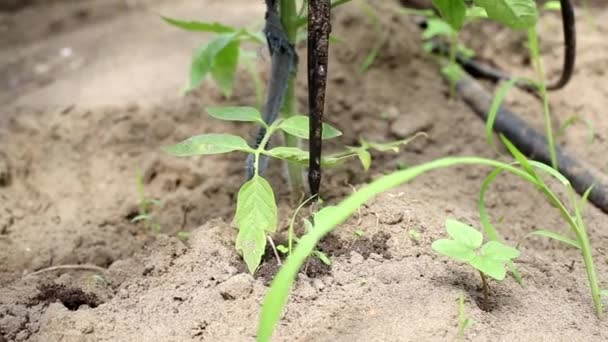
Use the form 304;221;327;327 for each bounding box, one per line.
432;219;520;309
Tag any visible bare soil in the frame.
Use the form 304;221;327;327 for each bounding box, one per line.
1;0;607;341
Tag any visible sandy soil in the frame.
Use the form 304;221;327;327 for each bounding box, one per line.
1;0;607;341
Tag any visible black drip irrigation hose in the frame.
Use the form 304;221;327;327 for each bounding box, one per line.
307;0;331;197
456;73;608;213
413;1;608;211
547;0;576;91
246;0;298;180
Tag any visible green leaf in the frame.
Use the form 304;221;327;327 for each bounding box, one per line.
432;0;467;30
470;241;519;280
445;219;483;249
312;250;332;266
486;78;521;149
467;6;489;20
527;230;581;249
163;133;252;156
499;135;539;181
161;16;236;33
279;116;343;140
189;33;238;91
543;1;561;11
470;256;507;280
481;241;520;261
211;39;240;97
365;132;428;153
266;147;310;164
422;18;454;40
235;176;278;274
207;106;265;125
432;239;476;262
472;0;538;29
350;147;372;171
441;63;464;84
601;289;608;298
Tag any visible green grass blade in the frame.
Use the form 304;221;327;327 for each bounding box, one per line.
485;78;520;149
527;230;581;249
257;157;535;341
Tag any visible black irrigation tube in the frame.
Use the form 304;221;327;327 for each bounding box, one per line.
455;73;608;213
547;0;576;91
247;0;298;179
416;1;608;211
307;0;331;197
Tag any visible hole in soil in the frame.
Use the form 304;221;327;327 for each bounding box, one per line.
124;208;139;221
31;284;100;311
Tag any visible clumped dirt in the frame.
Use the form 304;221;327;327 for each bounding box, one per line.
1;0;608;341
31;284;100;311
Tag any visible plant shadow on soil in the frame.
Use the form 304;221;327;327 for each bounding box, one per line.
0;0;607;341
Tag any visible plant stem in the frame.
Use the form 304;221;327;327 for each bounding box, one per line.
574;223;604;318
448;31;458;99
479;271;489;312
280;0;304;194
254;123;277;176
527;28;558;169
267;235;283;266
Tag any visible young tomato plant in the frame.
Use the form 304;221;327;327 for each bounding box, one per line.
432;219;520;310
163;0;355;192
163;106;421;273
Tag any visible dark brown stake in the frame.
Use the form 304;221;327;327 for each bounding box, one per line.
307;0;331;197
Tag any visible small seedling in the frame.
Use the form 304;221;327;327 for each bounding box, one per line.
132;170;163;233
457;293;473;340
177;231;190;243
432;219;520;310
408;229;421;243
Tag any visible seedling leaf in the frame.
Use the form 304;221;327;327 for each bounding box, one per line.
470;256;507;280
189;33;238;92
481;241;520;261
432;239;476;262
266;147;309;164
350;147;371;171
235;176;278;274
207;106;265;125
279;116;342;140
423;18;454;39
161;16;236;33
473;0;538;29
313;251;332;266
543;1;561;11
432;0;467;30
446;219;483;249
163;133;253;156
211;39;240;97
